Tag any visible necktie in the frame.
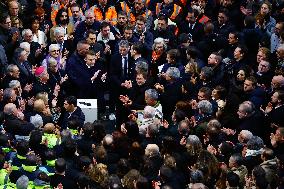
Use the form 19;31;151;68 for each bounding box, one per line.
123;57;128;78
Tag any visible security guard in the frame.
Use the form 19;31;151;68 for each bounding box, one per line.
90;0;117;26
42;123;61;149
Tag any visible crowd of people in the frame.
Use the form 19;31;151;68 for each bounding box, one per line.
1;0;284;188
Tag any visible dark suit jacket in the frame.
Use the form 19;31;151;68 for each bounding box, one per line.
268;105;284;127
110;53;135;88
179;21;204;42
4;114;35;136
28;41;43;66
12;60;33;86
49;40;75;58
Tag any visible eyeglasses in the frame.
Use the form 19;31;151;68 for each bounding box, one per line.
51;50;59;52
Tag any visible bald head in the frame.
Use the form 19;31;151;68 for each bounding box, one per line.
272;75;284;89
44;123;55;133
33;99;45;112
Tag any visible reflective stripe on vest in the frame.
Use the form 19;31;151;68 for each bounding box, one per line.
170;4;181;20
156;3;161;16
146;0;150;7
0;170;9;185
121;2;131;19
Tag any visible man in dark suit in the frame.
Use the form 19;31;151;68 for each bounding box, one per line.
51;26;75;57
130;41;148;65
265;90;284;128
11;48;33;86
65;40;90;96
3;103;35;137
22;29;44;66
110;40;135;123
179;8;204;42
68;49;107;116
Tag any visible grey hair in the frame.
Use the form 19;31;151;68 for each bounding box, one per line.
191;183;209;189
6;64;18;74
207;119;221;129
247;136;264;150
61;129;72;143
240;130;253;142
49;44;60;52
22;29;32;37
135;61;148;73
85;9;94;17
273;75;284;86
3;88;15;102
239;101;255;117
197;100;212;114
103;134;113;146
16;175;29;189
145;144;160;157
147;123;159;136
118;40;129;48
30;114;44;128
3;103;17;115
144;106;156;119
201;66;214;79
145;89;158;100
187;135;201;145
9;80;21;89
230;153;243;166
19;42;30;51
166;67;180;80
54;27;65;37
153;37;167;50
14;48;25;58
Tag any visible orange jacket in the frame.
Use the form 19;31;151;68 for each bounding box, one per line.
155;3;182;21
90;5;117;25
121;2;152;25
51;3;76;26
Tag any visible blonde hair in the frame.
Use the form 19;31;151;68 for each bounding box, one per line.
258;47;270;61
164;155;176;168
121;169;140;189
145;144;160;157
36;92;49;105
88;163;109;188
33;99;45;112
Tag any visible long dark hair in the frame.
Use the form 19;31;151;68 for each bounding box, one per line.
55;8;69;26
